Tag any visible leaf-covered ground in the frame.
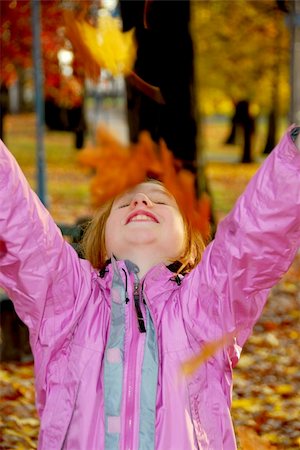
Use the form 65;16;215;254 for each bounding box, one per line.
1;113;299;449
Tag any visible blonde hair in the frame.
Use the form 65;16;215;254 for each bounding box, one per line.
81;183;207;274
81;200;114;270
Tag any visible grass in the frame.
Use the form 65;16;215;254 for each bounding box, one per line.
5;113;92;224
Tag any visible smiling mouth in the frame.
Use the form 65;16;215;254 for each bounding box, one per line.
126;211;158;224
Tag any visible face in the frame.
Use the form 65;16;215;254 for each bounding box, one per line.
105;182;186;263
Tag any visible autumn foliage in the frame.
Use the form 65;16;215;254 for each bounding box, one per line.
1;0;63;84
63;9;136;81
78;127;211;240
0;0;91;108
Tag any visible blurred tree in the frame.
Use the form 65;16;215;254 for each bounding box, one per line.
1;1;64;92
262;0;300;152
0;0;96;148
0;83;9;142
225;100;255;163
288;0;300;124
120;0;198;175
191;0;290;157
119;0;217;231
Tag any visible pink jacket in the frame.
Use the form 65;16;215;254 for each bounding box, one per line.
0;129;299;450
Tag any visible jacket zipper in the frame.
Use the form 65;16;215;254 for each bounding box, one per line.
124;278;146;450
133;282;146;333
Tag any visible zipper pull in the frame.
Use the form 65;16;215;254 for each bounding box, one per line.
122;268;130;303
171;274;182;286
133;282;146;333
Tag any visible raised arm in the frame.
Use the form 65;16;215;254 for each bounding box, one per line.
0;140;91;349
186;127;300;349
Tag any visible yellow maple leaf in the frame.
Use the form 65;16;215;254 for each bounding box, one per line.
64;11;136;80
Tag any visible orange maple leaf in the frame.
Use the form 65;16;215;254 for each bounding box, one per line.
78;127;211;240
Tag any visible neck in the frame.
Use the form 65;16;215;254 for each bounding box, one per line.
115;249;170;279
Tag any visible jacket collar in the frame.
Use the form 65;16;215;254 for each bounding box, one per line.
96;257;183;327
98;256;184;281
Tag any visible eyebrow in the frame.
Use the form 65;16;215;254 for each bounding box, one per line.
114;187;173;204
145;187;173;198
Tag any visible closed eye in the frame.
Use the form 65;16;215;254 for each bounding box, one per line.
118;203;130;209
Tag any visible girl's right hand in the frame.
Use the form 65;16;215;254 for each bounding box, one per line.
292;126;300;150
295;129;300;150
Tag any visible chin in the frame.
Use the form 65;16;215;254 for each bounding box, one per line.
126;231;158;244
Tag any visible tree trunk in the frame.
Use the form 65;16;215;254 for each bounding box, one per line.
225;100;255;162
263;7;281;155
289;0;300;123
121;0;197;171
263;109;277;154
0;84;9;142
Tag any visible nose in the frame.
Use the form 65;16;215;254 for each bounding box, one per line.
130;192;153;208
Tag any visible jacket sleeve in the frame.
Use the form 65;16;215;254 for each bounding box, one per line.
0;140;91;349
185;127;300;349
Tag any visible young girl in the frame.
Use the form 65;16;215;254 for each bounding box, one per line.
0;126;299;450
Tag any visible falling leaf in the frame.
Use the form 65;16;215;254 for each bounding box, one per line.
77;127;211;239
181;331;236;376
64;11;136;80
